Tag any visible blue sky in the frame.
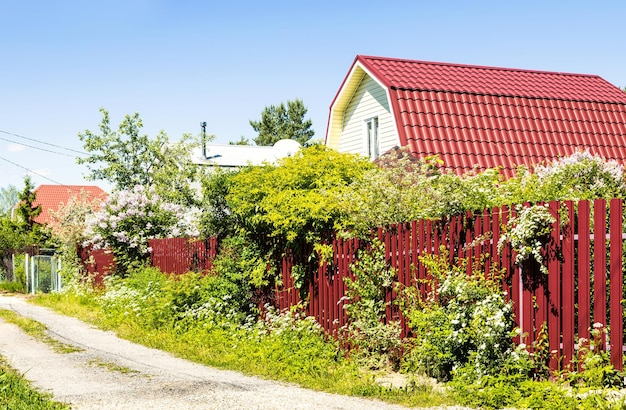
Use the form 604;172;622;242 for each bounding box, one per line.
1;1;625;191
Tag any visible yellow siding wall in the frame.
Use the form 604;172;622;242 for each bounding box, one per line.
338;76;399;156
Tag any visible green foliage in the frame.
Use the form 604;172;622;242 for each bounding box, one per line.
77;108;202;206
400;249;514;381
0;357;70;409
450;375;580;410
534;149;626;201
498;204;557;275
229;136;251;145
342;239;402;370
199;168;237;240
499;149;626;204
0;281;24;292
8;177;51;249
567;323;624;389
224;145;374;286
0;217;33;252
211;234;272;288
228;145;374;243
249;99;314;146
345;148;626;232
344;148;504;231
14;176;41;230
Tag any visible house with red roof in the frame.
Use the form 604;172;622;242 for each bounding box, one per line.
325;55;626;176
31;185;108;225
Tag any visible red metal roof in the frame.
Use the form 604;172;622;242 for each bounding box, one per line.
32;185;108;225
355;55;626;175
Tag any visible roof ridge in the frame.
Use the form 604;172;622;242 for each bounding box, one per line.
357;54;600;79
390;85;626;105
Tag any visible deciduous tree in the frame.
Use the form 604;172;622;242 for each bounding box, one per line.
77;108;201;206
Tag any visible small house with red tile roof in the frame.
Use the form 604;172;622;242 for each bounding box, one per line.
31;185;108;225
325;55;626;176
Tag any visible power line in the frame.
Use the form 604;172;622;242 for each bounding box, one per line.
0;129;88;156
0;135;78;158
0;154;67;186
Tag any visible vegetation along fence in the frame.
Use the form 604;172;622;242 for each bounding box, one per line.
98;199;626;372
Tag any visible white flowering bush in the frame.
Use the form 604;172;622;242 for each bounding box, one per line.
84;185;199;274
534;149;626;200
400;249;514;380
498;204;556;275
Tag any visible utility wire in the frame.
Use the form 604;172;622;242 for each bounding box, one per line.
0;135;78;158
0;154;67;186
0;129;88;156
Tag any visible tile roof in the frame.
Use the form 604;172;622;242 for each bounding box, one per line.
32;185;108;225
355;55;626;175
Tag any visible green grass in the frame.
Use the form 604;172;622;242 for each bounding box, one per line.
33;292;454;408
0;308;83;354
87;359;141;375
0;357;70;410
0;282;25;293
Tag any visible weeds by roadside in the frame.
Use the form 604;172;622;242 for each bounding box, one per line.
0;308;83;353
0;356;70;409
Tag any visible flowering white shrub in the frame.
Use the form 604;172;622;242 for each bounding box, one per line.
498;204;556;275
84;185;199;274
535;149;626;200
400;250;514;380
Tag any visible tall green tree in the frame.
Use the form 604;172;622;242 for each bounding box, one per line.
14;176;41;231
77;108;202;206
249;99;314;146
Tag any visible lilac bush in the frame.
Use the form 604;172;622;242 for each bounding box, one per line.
84;185;199;274
534;149;626;200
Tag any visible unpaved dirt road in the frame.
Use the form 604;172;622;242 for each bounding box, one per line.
0;294;413;409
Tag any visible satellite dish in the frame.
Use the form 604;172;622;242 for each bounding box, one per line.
273;139;301;159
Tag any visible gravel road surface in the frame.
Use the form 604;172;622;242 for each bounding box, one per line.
0;294;415;409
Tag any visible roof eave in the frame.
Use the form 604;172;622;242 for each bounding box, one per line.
325;55;392;149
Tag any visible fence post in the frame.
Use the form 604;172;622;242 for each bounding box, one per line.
548;201;561;370
609;199;623;370
577;200;591;360
562;201;575;369
593;199;607;349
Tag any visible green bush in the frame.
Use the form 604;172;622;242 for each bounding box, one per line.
342;239;402;370
399;249;514;381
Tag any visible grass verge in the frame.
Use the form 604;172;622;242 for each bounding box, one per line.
0;308;83;354
0;356;70;409
33;292;454;408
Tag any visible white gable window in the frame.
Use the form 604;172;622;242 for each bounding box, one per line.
365;117;379;159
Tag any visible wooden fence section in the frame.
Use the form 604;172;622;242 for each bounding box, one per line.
149;237;218;274
272;199;625;371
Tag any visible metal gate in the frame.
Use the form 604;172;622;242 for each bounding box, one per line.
26;254;61;294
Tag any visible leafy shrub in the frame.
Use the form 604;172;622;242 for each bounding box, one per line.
341;239;402;370
211;234;270;289
400;249;514;381
567;323;624;388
